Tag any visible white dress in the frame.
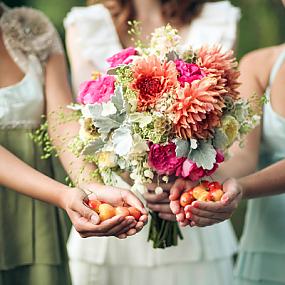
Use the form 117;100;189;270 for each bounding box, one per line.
64;2;240;285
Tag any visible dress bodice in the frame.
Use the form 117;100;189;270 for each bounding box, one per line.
0;55;44;129
0;2;64;129
240;50;285;254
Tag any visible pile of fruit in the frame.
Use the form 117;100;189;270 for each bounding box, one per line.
180;181;224;207
87;199;142;224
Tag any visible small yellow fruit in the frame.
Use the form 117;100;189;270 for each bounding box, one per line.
99;204;116;222
211;189;224;202
193;186;207;200
197;191;209;202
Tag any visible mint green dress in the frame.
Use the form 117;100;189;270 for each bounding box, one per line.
234;50;285;285
0;4;71;285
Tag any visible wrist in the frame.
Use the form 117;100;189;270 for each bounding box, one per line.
57;184;71;209
237;177;247;199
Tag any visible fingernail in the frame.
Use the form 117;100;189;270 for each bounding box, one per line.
186;212;192;219
193;202;199;208
91;214;100;225
118;216;124;222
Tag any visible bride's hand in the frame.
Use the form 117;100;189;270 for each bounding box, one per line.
184;178;243;227
62;185;148;239
144;182;176;221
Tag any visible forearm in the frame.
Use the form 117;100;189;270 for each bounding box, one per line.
45;54;97;186
239;159;285;199
0;146;68;208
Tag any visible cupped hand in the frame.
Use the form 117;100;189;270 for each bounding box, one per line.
63;184;148;239
183;178;243;227
169;178;197;226
144;181;176;221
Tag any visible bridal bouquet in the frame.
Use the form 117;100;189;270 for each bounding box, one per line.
70;25;260;248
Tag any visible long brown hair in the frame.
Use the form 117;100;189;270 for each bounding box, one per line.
87;0;212;41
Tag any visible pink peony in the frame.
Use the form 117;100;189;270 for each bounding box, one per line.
148;142;185;175
106;47;137;68
178;150;224;181
175;60;204;87
77;75;115;105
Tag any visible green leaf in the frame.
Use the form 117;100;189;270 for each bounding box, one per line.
166;50;179;61
82;138;105;155
174;139;190;158
188;140;216;170
112;126;133;156
213;129;229;150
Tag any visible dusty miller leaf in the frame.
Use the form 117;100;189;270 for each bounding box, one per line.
112;86;125;114
174;139;190;158
188;140;216;170
82;138;105;155
112;126;133;156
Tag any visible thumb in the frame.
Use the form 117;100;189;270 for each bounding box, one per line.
122;190;147;214
169;179;186;200
221;178;241;204
74;199;100;225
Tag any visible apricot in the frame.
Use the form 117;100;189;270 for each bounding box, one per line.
180;192;194;207
115;206;130;217
128;207;141;220
192;185;207;200
211;189;224;202
87;199;101;213
98;203;116;222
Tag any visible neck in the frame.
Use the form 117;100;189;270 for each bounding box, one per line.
134;0;161;22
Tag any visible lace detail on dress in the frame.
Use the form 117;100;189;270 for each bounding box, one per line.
0;6;63;72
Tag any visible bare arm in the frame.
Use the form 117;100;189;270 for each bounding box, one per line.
239;159;285;199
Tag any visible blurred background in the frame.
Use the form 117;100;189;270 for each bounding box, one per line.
4;0;285;238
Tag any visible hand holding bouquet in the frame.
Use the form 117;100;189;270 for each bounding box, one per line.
70;24;260;248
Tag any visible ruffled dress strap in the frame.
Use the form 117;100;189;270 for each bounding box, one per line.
0;6;63;73
184;0;241;50
64;4;122;72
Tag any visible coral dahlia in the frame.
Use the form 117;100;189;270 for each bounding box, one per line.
171;78;225;139
197;46;240;99
131;55;178;111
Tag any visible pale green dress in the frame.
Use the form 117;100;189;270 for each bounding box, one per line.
234;51;285;285
0;4;71;285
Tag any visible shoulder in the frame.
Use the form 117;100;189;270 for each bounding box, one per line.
64;4;112;28
185;1;241;50
240;45;285;89
0;6;63;64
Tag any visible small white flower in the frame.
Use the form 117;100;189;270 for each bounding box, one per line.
101;101;117;117
162;176;169;183
155;186;164;195
190;139;198;149
144;169;154;179
130;172;137;180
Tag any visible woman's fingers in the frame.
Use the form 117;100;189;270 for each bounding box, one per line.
146;182;173;192
158;213;176;221
169;178;186;200
185;205;231;221
188;214;221;227
170;200;181;215
147;202;172;213
143;191;169;203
